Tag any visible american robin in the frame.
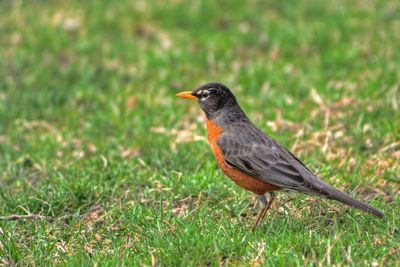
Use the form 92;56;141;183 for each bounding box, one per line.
176;82;384;227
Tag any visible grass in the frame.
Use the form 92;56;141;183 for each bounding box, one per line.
0;0;399;265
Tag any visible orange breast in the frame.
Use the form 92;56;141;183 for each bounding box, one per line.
206;120;280;195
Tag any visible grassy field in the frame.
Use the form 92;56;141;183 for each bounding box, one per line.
0;0;399;265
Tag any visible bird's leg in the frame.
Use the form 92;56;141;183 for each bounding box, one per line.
253;192;275;230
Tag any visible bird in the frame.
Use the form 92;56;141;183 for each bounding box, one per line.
176;82;384;228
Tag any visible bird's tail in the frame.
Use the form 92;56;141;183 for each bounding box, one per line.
325;187;384;218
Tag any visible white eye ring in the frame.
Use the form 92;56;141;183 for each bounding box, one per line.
201;91;210;99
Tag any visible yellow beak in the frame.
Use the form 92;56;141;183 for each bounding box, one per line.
176;91;198;101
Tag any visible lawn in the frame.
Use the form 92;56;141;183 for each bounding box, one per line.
0;0;399;265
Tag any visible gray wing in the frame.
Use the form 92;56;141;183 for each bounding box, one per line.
217;130;333;196
217;128;385;217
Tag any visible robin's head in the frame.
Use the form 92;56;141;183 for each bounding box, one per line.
176;82;238;119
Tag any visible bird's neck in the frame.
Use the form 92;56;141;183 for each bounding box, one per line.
211;104;248;127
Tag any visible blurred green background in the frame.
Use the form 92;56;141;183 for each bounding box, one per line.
0;0;399;265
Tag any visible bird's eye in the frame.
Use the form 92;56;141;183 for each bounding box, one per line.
201;91;210;99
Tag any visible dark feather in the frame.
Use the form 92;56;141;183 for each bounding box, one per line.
217;121;384;218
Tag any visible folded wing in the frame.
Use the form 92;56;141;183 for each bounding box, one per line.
217;129;384;217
